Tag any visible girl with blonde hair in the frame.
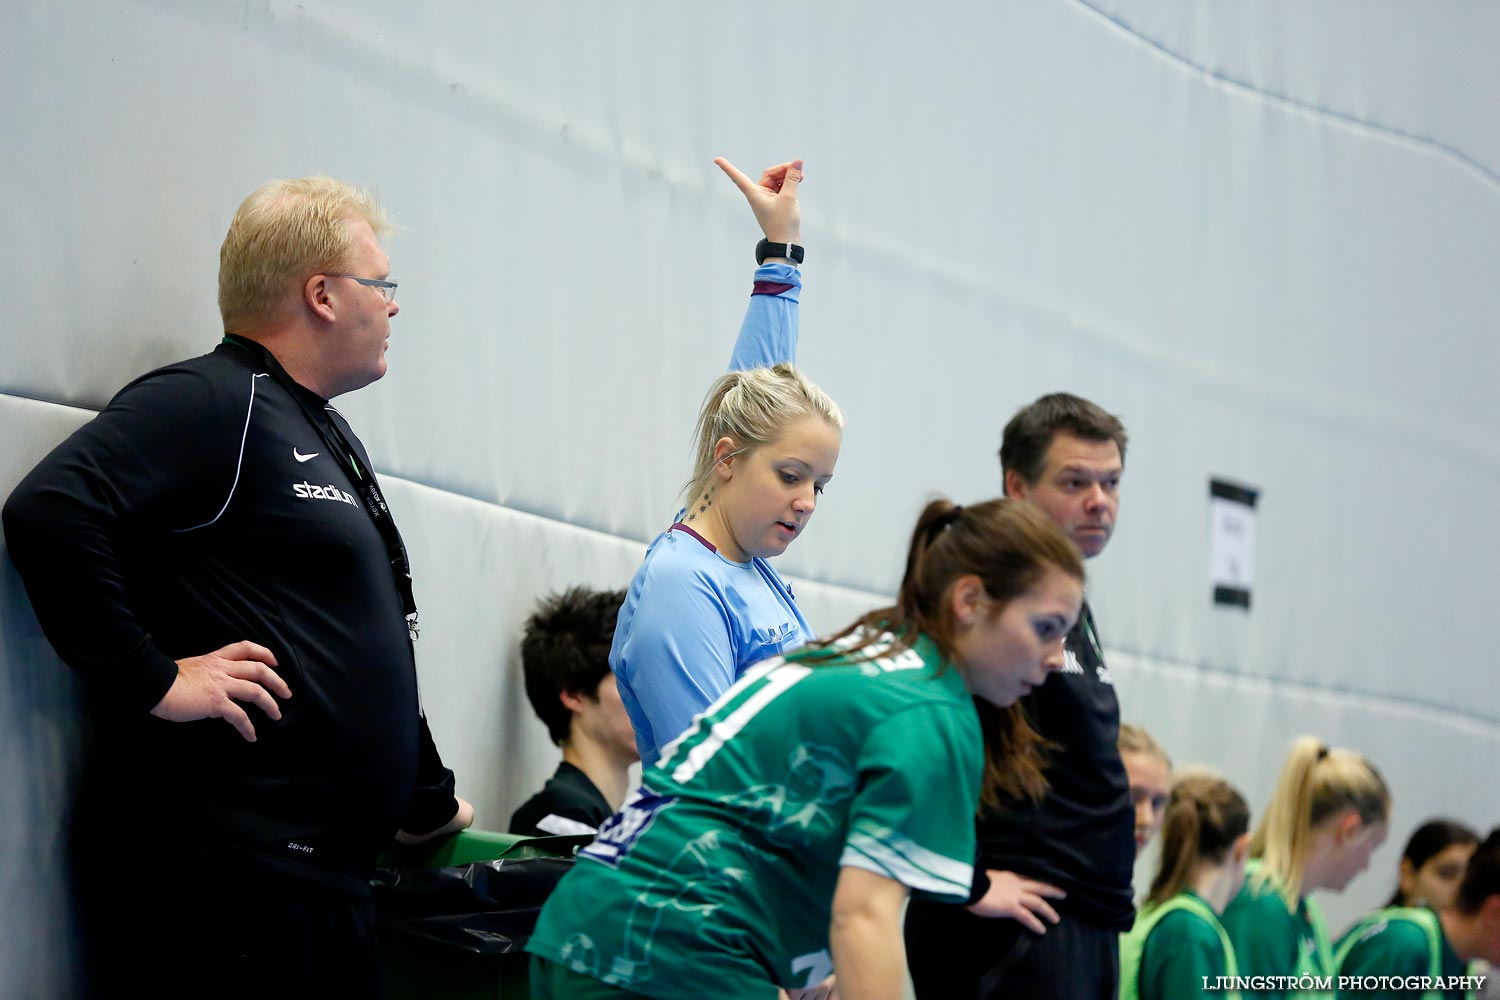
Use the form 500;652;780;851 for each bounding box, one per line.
1120;723;1173;858
611;157;845;765
1220;737;1391;999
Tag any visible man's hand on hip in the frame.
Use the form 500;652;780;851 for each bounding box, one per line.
152;640;291;742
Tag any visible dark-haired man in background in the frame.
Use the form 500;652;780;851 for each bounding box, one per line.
511;586;639;837
906;392;1133;999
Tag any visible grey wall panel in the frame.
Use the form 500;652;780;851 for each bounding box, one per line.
1079;0;1500;181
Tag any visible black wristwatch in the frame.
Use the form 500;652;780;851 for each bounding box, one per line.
755;238;805;265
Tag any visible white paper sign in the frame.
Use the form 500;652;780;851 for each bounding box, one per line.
1210;497;1256;587
1209;479;1259;609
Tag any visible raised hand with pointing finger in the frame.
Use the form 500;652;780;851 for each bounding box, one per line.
715;156;804;247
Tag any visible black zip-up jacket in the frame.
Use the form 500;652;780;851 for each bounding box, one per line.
3;340;457;894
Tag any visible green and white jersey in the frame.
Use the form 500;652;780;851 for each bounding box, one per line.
1334;907;1468;1000
527;632;982;1000
1120;891;1241;1000
1221;861;1335;1000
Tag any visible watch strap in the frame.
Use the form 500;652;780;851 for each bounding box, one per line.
755;238;805;265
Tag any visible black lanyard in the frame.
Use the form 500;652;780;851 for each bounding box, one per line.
222;335;420;642
1079;603;1101;663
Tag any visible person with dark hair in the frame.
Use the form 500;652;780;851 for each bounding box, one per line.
526;498;1086;1000
1119;773;1252;1000
906;391;1132;999
1387;820;1481;910
1335;828;1500;999
510;587;639;837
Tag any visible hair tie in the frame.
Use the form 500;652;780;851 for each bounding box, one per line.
1316;744;1330;761
924;505;964;543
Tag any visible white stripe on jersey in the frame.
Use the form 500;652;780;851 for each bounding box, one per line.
535;814;599;837
840;829;972;898
656;655;788;769
668;665;813;785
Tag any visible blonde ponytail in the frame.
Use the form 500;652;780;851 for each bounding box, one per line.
682;364;842;507
1250;736;1390;907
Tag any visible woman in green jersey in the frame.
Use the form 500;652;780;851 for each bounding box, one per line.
1119;772;1251;1000
526;497;1085;1000
1335;828;1500;1000
1220;737;1391;1000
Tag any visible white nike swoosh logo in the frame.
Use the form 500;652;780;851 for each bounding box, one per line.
293;448;320;463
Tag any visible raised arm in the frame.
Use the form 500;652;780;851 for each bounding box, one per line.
717;157;804;370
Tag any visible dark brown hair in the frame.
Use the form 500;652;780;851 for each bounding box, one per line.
999;392;1128;488
521;587;626;745
1455;828;1500;916
1147;772;1251;906
801;497;1084;808
1388;819;1480;907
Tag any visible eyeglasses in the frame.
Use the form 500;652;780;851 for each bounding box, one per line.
326;273;398;303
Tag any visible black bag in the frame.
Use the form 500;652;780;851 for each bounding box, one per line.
371;835;590;955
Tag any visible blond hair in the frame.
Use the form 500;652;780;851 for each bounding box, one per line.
1250;735;1390;907
683;363;843;505
1119;722;1171;769
219;176;391;331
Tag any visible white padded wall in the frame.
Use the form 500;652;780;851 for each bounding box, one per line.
3;2;1497;993
0;399;91;1000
